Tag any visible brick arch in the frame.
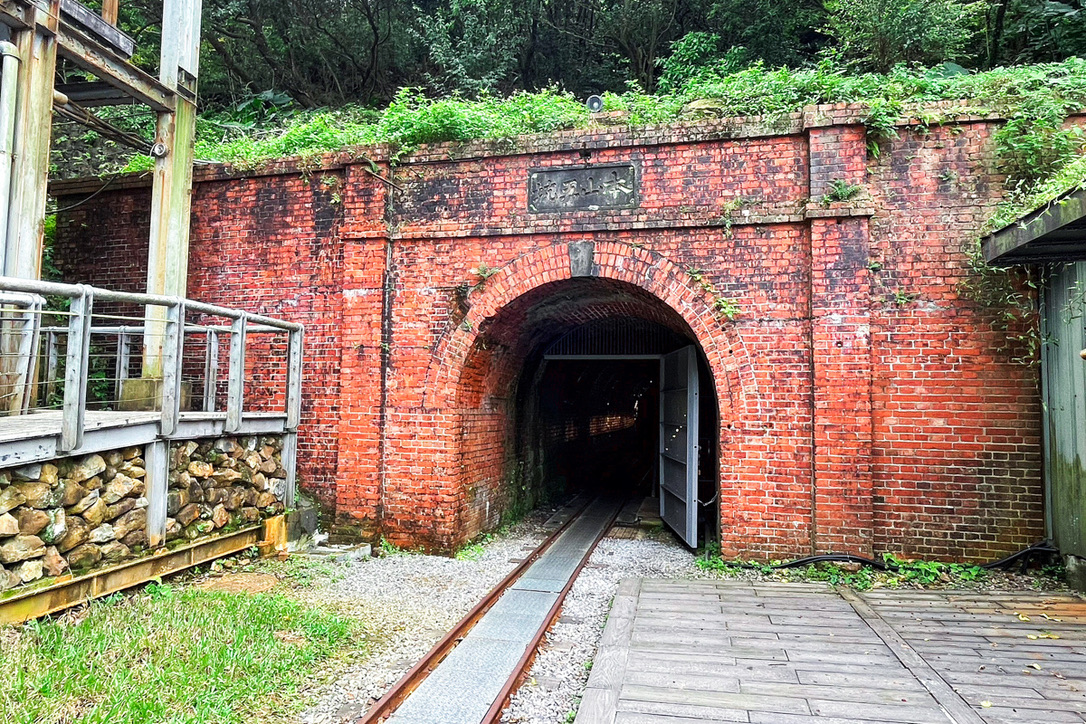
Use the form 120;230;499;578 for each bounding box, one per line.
426;240;764;431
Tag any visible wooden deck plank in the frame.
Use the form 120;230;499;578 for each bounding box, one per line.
576;580;1086;724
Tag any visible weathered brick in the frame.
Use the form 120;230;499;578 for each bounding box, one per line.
51;106;1075;560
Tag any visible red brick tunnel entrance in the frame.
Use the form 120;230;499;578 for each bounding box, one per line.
457;276;719;547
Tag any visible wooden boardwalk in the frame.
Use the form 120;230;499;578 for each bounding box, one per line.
576;579;1086;724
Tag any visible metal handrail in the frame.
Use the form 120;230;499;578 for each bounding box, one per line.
0;276;302;331
0;276;303;452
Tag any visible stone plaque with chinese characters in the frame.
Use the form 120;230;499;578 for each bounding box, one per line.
527;164;638;212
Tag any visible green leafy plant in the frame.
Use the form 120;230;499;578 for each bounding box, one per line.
454;533;493;561
820;178;863;205
892;289;918;306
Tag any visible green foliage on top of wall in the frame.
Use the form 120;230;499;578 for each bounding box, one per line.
113;57;1086;177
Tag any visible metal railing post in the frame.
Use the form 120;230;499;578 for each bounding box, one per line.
115;326;131;386
225;313;246;432
61;289;92;451
43;329;57;404
160;302;184;435
203;328;218;412
286;328;303;430
145;439;168;547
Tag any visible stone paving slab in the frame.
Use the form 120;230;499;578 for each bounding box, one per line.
576;580;1086;724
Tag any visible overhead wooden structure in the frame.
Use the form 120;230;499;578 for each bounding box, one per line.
0;0;200;383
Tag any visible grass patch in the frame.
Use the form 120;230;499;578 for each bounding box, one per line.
111;58;1086;175
257;555;346;588
0;582;357;724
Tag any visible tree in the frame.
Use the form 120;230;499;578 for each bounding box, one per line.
824;0;984;72
412;0;528;95
708;0;827;68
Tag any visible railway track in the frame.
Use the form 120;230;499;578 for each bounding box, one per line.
358;496;623;724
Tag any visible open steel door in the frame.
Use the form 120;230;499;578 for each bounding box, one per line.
659;345;699;547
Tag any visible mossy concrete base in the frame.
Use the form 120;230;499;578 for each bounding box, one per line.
118;378;192;411
1066;554;1086;592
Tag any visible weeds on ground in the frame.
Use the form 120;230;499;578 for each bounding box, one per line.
257;555;346;588
0;583;357;724
455;533;494;561
695;544;1010;590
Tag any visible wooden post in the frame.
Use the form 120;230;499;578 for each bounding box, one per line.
101;0;119;26
142;0;200;379
4;0;59;281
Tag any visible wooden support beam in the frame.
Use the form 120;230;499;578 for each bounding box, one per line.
143;0;199;378
55;22;173;112
5;0;58;280
60;0;132;56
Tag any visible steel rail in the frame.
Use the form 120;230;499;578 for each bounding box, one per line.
481;499;623;723
358;497;598;724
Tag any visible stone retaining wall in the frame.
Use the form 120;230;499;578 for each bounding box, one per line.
166;436;287;542
0;435;285;593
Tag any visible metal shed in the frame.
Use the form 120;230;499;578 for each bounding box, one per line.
984;188;1086;558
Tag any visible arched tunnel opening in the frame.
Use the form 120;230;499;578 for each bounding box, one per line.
462;276;719;548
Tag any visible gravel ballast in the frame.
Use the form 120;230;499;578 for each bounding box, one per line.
502;531;697;723
296;508;562;724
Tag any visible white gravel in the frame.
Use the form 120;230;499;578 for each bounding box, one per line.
296;508;562;724
502;531;698;723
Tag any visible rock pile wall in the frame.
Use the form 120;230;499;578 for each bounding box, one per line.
0;435;285;593
166;436;287;542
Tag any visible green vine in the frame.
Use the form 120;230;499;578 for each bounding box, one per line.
687;267;740;321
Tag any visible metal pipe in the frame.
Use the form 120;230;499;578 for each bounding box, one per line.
0;41;21;272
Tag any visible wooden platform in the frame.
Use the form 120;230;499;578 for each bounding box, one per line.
0;409;289;467
577;580;1086;724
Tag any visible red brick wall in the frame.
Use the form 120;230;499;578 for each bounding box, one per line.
51;107;1059;560
55;171;347;511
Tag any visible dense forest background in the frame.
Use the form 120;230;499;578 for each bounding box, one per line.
50;0;1086;191
89;0;1085;107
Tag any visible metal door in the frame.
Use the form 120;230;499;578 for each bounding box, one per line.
659;345;699;547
